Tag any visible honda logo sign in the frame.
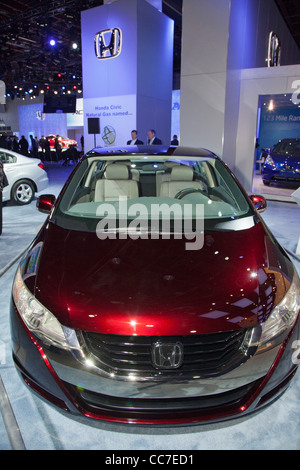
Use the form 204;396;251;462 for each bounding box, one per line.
94;28;122;60
151;342;184;369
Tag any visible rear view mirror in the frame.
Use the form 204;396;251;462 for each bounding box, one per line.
36;194;56;214
249;194;267;213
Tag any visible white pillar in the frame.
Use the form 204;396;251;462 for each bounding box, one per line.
180;0;231;156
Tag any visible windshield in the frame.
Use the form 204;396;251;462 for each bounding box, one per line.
272;140;300;156
54;154;254;236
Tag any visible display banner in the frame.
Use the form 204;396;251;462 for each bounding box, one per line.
67;98;83;128
81;0;173;152
84;95;136;148
259;102;300;150
18;102;67;141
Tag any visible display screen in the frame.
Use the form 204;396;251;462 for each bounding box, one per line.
43;95;76;114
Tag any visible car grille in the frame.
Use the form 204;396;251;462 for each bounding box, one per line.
272;176;300;183
82;329;247;377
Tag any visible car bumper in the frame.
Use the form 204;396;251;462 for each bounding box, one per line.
262;168;300;183
35;173;49;193
10;298;299;425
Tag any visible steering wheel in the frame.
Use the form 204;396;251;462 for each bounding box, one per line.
174;188;205;200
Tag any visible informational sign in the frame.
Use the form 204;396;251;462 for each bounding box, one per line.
83;95;136;148
67;98;84;128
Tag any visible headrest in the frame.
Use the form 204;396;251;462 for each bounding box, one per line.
171;166;194;181
105;164;129;180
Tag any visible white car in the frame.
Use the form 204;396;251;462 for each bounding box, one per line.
0;148;49;205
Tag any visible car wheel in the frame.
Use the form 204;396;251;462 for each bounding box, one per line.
263;180;271;186
12;180;35;205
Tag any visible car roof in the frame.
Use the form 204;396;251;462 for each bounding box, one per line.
85;145;218;159
0;147;40;162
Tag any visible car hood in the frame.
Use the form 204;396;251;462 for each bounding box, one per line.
270;152;300;166
27;219;294;336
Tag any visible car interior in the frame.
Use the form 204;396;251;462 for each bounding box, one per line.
63;157;249;220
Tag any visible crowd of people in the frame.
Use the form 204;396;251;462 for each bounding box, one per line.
1;129;178;164
0;133;81;164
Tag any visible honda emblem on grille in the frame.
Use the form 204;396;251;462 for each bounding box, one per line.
151;342;184;369
94;28;122;60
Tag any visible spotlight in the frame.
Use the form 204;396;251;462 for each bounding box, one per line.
49;39;56;46
72;42;78;50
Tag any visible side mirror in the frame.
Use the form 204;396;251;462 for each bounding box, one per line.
36;194;56;214
249;194;267;213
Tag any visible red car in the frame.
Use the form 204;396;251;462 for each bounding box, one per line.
10;145;300;425
45;134;77;149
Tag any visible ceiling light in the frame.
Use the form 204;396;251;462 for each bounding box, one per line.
72;42;78;50
49;39;56;46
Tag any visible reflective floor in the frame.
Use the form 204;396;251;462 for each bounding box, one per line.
0;162;299;450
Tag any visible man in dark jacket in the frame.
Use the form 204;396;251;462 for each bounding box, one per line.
0;160;8;236
19;135;29;156
127;130;144;145
147;129;162;145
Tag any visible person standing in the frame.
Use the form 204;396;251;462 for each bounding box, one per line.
44;136;51;162
0;159;9;236
30;135;38;157
54;135;62;161
127;130;144;145
39;135;46;160
171;135;179;146
12;135;19;153
19;135;29;156
147;129;162;145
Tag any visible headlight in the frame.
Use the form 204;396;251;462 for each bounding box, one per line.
244;270;300;353
12;267;81;351
264;155;275;167
258;270;300;349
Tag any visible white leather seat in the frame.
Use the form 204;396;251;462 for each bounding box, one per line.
159;166;205;198
156;162;180;196
94;164;139;201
